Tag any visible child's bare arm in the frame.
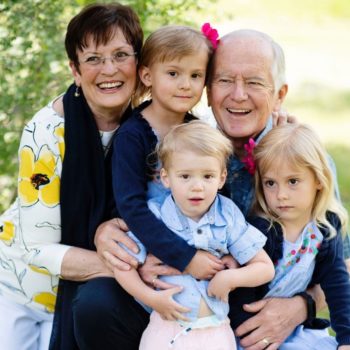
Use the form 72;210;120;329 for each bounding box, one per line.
208;249;274;302
113;267;190;321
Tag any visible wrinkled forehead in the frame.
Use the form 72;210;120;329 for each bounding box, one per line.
213;34;274;77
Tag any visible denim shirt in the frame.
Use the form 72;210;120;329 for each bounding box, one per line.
127;194;266;321
223;117;273;216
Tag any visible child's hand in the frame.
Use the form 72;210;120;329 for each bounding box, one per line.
149;286;190;322
207;270;233;302
185;250;224;280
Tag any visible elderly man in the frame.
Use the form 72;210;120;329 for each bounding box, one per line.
88;29;349;350
208;29;350;350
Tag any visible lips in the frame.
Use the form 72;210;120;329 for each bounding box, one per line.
189;198;203;205
277;206;293;211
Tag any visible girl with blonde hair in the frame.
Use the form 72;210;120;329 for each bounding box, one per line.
251;123;350;349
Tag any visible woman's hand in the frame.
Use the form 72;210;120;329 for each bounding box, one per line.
94;218;139;271
235;296;307;350
139;254;181;290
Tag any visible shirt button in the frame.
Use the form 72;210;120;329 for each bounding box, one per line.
197;229;202;234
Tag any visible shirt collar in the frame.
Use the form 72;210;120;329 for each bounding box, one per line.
160;195;227;231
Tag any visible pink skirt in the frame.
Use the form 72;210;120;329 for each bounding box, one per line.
139;311;236;350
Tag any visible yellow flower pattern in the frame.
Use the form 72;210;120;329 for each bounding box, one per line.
0;220;15;245
32;292;56;313
54;123;65;161
0;102;67;314
18;145;60;207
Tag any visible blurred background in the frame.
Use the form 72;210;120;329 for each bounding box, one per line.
0;0;349;331
1;0;349;219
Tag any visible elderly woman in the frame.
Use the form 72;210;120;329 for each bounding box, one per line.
0;3;143;350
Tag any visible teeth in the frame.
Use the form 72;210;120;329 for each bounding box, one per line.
98;82;122;89
227;108;251;113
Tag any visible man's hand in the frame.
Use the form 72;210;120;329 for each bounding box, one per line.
139;254;181;290
184;250;224;280
94;218;139;271
272;110;297;127
235;296;307;350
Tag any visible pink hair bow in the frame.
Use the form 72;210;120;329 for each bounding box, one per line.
242;138;256;175
201;23;219;49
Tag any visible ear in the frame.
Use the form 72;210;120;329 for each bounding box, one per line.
160;168;170;188
316;180;323;191
218;169;227;189
139;66;152;87
272;84;288;112
69;61;82;87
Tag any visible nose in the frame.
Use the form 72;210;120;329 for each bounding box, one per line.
277;185;288;200
229;80;248;102
191;179;204;191
179;76;191;90
100;57;119;73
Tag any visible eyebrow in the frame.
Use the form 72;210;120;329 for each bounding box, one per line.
83;46;133;54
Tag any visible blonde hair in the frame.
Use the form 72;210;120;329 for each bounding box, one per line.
133;25;214;105
253;123;348;238
157;120;233;171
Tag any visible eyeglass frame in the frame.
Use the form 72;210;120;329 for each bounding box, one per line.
79;51;138;67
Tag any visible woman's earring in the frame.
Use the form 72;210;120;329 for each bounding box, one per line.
74;86;80;97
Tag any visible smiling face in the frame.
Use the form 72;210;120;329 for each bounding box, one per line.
160;150;227;222
208;33;287;150
261;161;322;232
139;47;208;119
70;27;137;122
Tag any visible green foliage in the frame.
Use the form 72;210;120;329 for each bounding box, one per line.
0;0;78;209
0;0;207;212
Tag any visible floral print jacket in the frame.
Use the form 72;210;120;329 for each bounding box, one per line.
0;98;70;313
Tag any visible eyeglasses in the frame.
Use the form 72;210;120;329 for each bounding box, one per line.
80;51;137;67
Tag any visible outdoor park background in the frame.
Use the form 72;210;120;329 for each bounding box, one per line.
0;0;349;327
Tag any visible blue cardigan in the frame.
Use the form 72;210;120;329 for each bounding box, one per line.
234;213;350;346
112;100;197;271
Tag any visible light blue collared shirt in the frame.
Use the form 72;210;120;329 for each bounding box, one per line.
127;193;267;321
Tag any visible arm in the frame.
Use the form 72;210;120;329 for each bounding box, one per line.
208;249;274;302
15;111;71;277
326;154;350;268
60;246;113;281
316;222;350;347
112;126;195;271
113;267;189;321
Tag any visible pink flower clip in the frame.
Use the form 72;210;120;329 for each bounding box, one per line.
242;138;256;175
201;22;219;49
